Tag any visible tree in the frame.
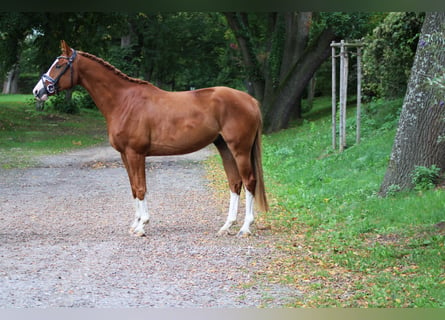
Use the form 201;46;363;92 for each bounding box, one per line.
380;12;445;195
0;13;40;93
224;12;374;133
31;13;125;72
114;12;241;91
0;12;125;96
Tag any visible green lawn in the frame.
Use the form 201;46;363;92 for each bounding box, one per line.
258;97;445;307
0;94;107;168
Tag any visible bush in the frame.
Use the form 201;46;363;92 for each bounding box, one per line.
44;87;96;114
411;165;441;191
361;98;403;135
46;92;79;114
362;12;425;100
75;88;96;109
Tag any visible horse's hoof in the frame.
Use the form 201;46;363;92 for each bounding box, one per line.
134;230;146;237
237;230;251;238
217;229;236;237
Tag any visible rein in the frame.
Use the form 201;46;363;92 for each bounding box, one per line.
39;49;77;96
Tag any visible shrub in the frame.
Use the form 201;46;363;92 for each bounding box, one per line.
362;12;425;100
411;165;441;191
46;92;79;114
75;88;96;109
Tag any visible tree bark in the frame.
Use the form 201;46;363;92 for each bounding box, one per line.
224;12;265;100
264;28;337;132
280;12;311;82
380;12;445;195
224;12;338;133
2;65;19;94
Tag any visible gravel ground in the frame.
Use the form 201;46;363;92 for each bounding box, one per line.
0;145;300;307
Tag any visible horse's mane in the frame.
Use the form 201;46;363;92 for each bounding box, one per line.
78;51;152;86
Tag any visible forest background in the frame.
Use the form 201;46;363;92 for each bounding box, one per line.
0;12;423;132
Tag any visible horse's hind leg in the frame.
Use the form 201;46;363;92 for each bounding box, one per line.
222;136;257;237
214;136;242;236
121;151;149;237
235;153;256;237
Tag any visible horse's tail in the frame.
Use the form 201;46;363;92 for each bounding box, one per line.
251;115;269;212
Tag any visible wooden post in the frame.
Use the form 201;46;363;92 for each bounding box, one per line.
356;47;362;144
343;48;349;150
339;42;344;152
339;41;348;152
331;42;336;150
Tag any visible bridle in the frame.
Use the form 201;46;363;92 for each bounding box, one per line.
38;49;77;96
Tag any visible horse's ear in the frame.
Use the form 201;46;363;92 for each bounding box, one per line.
60;40;71;55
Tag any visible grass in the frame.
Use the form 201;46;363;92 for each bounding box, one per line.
260;97;445;307
207;96;444;307
0;94;107;168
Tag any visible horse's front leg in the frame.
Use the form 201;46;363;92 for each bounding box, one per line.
237;188;255;237
121;151;149;237
132;196;149;236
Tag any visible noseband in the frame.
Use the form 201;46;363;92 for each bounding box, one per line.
39;49;77;96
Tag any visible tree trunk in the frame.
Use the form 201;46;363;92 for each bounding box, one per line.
224;12;338;133
380;12;445;195
264;28;336;132
2;65;19;94
224;12;265;100
279;12;311;82
307;75;317;110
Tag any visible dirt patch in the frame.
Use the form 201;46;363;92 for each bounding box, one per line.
0;144;300;307
39;114;67;122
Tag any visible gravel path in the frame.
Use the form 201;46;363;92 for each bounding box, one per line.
0;145;300;307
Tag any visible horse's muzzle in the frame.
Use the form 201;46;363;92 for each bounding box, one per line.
33;80;50;102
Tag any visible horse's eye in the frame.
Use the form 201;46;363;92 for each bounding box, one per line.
55;64;62;69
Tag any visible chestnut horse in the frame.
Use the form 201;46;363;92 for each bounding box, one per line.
33;40;268;237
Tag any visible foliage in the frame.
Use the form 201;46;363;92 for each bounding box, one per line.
411;165;441;191
33;13;125;70
1;12;245;110
312;12;382;42
0;13;36;77
42;87;96;113
45;92;79;114
361;98;403;133
106;44;141;77
362;12;425;99
74;88;96;109
106;12;243;90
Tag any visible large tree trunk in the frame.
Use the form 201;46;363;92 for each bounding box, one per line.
224;12;338;133
264;28;336;132
2;65;19;94
380;12;445;195
279;12;311;82
224;12;265;100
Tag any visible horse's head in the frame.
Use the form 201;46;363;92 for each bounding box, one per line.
33;40;78;101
